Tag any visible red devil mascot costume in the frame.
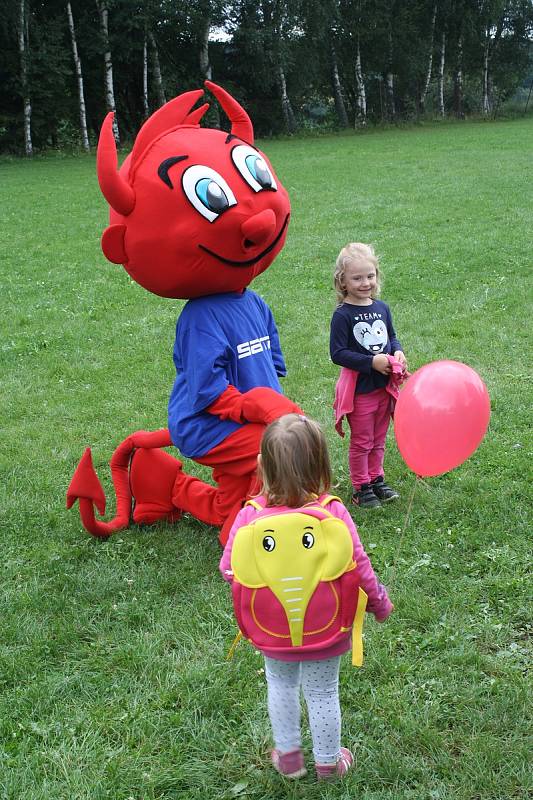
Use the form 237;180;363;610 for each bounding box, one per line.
67;82;302;545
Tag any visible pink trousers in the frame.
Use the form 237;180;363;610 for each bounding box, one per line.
347;388;392;490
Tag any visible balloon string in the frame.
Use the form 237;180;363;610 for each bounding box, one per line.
388;476;418;590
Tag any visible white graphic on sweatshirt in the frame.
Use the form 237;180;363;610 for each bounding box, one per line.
237;335;271;359
352;319;388;354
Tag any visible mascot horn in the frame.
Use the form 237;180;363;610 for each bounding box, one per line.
67;81;302;544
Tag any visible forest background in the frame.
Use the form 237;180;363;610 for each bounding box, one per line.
2;0;533;156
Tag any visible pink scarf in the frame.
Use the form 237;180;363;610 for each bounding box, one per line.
334;355;409;437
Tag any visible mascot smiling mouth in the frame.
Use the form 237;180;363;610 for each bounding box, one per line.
198;214;290;267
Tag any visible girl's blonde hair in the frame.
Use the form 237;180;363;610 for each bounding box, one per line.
333;242;381;305
260;414;332;507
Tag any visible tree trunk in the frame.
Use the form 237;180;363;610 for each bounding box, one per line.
199;16;212;80
148;30;166;107
96;0;119;143
437;29;445;116
354;34;367;126
142;34;149;119
199;16;220;127
385;25;395;121
278;65;296;133
331;42;349;127
419;2;437;113
18;0;32;156
482;30;491;115
66;2;90;151
453;32;463;118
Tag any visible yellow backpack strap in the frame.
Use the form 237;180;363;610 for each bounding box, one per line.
352;588;368;667
318;494;341;508
245;497;265;511
226;630;243;660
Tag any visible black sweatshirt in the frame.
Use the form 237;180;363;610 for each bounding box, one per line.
330;299;402;394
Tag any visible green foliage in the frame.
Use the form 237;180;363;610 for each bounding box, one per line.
0;119;532;798
1;0;533;150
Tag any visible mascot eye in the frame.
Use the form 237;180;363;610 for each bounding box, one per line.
182;165;237;222
196;179;230;212
231;144;277;193
302;532;315;549
262;535;276;552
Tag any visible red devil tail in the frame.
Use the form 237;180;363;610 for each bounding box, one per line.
66;429;173;538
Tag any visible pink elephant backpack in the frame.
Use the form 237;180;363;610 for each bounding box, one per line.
230;495;368;666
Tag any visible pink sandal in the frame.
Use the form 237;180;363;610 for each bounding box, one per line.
315;747;354;780
271;748;307;779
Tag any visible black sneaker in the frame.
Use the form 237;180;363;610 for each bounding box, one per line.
351;483;381;508
370;476;399;502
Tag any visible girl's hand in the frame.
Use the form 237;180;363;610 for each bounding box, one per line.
372;354;391;375
394;350;407;369
375;604;394;622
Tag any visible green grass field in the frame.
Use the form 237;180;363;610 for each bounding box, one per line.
1;117;532;800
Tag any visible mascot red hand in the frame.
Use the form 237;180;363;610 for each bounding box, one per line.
67;81;301;545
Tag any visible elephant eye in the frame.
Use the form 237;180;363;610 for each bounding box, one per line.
262;535;276;552
302;532;315;549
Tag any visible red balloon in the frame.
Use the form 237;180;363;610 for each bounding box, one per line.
394;360;490;477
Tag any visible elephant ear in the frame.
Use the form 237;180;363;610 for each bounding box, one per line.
231;524;266;588
320;518;354;581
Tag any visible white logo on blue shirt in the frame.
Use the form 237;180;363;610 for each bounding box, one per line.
237;335;271;359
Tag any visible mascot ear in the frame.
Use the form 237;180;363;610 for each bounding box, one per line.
101;224;127;265
231;525;265;588
320;518;354;581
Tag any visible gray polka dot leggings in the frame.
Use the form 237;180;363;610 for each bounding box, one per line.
264;655;342;765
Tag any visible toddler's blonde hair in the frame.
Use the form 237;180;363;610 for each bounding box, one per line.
260;414;332;507
333;242;381;305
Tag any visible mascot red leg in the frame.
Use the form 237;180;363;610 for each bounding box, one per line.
67;82;302;545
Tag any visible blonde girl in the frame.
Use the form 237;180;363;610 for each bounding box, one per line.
331;243;407;507
220;414;393;781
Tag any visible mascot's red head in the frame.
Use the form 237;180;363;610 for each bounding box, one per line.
97;81;290;299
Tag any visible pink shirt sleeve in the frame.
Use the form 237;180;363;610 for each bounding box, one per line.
219;503;258;581
328;500;393;621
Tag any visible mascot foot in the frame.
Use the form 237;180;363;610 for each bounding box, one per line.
130;447;183;525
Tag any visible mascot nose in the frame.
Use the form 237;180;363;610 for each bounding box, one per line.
241;209;276;249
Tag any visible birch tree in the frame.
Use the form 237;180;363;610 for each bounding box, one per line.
331;41;349;127
301;0;350;126
95;0;119;143
384;21;396;121
436;26;446;115
419;2;437;113
453;28;464;116
148;29;166;107
327;0;349;127
264;0;298;133
142;31;149;118
353;31;367;126
330;0;368;125
479;1;506;115
199;15;213;81
18;0;32;156
66;1;89;150
444;0;466;117
198;13;221;127
278;63;297;132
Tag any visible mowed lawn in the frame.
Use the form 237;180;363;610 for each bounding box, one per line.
0;117;531;800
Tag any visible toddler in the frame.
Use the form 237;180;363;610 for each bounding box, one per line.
220;413;392;780
330;243;407;508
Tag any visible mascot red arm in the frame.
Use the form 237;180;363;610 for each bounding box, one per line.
67;82;302;545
